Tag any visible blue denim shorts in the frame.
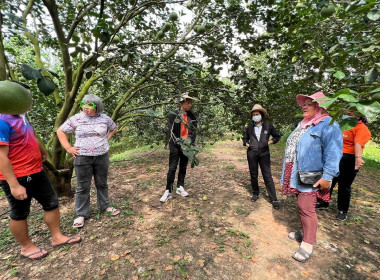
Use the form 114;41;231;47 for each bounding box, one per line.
0;171;59;220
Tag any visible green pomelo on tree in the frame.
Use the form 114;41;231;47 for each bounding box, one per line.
196;25;206;34
162;22;171;32
0;81;33;115
216;43;225;50
156;30;165;39
321;4;335;17
169;12;178;21
112;35;120;44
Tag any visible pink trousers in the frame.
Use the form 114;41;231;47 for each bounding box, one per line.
297;192;318;244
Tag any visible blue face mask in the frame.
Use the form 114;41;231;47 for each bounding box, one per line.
252;115;262;123
342;115;354;120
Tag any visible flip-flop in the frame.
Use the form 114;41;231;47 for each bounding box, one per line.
292;247;314;263
21;249;49;260
53;236;82;249
72;216;85;228
105;207;120;216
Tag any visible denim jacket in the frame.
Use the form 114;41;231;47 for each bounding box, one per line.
281;117;343;192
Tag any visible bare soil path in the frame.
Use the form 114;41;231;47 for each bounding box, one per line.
1;140;379;280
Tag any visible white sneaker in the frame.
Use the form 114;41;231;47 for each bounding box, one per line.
160;190;172;203
176;186;189;197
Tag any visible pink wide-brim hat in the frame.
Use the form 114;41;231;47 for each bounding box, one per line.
296;91;328;106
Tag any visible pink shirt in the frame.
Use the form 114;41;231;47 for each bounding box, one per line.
60;112;116;156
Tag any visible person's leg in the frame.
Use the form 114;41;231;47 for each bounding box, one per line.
293;192;317;262
30;171;81;246
247;150;259;197
74;156;94;218
337;154;357;214
177;149;189;187
0;178;46;258
9;219;48;258
166;148;180;192
258;154;278;202
93;153;110;211
297;193;318;244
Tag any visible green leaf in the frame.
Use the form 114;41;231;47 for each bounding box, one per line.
364;67;379;84
355;100;380;118
333;71;345;80
336;94;358;102
40;67;59;79
367;9;380;21
318;98;336;108
369;88;380;93
339;118;358;131
37;77;56;96
21;64;42;80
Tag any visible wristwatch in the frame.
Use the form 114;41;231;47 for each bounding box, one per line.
355;156;362;158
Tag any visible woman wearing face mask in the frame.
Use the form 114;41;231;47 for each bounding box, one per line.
243;104;281;209
57;94;119;228
316;111;371;221
281;92;342;263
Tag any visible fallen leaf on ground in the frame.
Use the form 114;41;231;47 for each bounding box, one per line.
111;255;120;261
99;268;107;276
301;271;310;278
197;259;205;267
165;265;173;271
251;256;257;262
121;250;131;256
259;237;270;244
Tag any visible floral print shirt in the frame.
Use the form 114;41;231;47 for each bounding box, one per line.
60;112;116;156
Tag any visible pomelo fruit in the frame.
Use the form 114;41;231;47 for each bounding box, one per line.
216;43;225;50
162;22;171;32
321;4;335;17
196;25;206;34
156;30;165;39
0;81;32;115
169;12;178;21
112;35;120;44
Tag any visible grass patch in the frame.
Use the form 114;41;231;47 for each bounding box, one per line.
363;143;380;169
0;227;13;251
109;144;162;162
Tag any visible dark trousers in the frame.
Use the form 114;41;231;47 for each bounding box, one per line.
166;147;189;192
331;153;358;213
247;150;277;201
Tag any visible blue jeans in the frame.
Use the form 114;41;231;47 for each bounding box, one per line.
74;153;110;218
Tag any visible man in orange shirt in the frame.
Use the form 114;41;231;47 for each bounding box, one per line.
160;93;197;203
317;112;371;221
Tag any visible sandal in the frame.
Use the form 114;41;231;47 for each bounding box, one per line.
105;207;120;216
73;216;85;228
288;231;303;242
292;247;314;263
21;248;49;260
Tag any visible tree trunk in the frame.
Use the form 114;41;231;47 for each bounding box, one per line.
44;164;74;197
0;13;7;81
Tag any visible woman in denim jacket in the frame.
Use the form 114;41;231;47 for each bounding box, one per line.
281;92;343;263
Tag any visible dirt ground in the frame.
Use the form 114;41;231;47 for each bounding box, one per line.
0;140;379;280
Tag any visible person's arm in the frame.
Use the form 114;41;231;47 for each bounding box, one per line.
269;123;281;145
243;126;250;147
316;121;343;190
0;146;27;200
56;128;80;157
354;143;365;170
107;126;117;141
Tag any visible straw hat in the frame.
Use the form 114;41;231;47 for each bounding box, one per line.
247;104;267;115
179;93;198;102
